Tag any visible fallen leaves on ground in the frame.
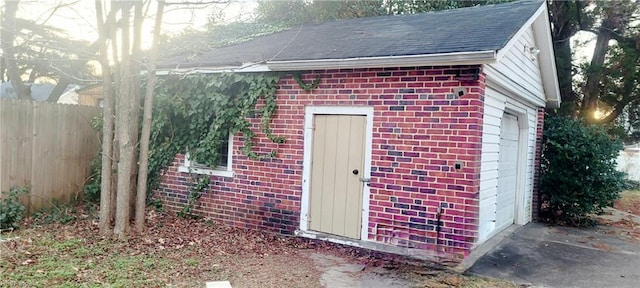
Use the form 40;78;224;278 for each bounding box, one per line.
592;242;614;251
1;205;517;288
614;190;640;216
592;191;640;242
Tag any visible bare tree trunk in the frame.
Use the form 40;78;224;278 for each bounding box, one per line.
27;48;44;83
47;79;70;102
96;0;115;234
596;51;640;125
549;1;580;106
114;2;134;238
128;1;144;219
135;1;165;230
109;4;122;224
47;39;101;102
1;58;5;82
580;23;612;121
2;0;30;99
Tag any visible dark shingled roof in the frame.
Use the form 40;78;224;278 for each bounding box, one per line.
160;0;544;69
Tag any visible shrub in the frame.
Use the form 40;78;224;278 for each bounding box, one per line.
622;179;640;191
540;116;626;225
83;156;101;204
0;186;29;230
32;202;77;225
83;115;102;204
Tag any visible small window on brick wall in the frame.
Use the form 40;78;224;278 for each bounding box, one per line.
178;133;234;178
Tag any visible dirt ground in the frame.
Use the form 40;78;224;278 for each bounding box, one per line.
591;190;640;243
614;190;640;216
3;191;639;287
0;206;518;288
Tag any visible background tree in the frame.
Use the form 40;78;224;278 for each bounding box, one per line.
2;0;29;99
136;0;165;230
253;0;509;26
549;1;640;142
96;0;226;237
94;0;137;237
93;0;157;237
1;0;99;101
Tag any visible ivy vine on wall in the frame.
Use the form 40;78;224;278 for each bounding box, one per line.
146;72;284;193
85;71;316;215
292;72;321;91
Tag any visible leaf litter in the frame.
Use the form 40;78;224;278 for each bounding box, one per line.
1;206;517;287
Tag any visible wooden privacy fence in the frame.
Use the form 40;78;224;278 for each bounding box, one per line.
0;99;100;212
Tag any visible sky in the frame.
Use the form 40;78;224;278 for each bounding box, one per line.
10;0;596;76
14;0;258;48
15;0;596;53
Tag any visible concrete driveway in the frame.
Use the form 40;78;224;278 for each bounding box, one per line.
468;210;640;288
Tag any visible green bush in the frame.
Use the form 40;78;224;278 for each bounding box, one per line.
83;156;101;204
540;116;626;225
622;179;640;191
32;204;77;225
0;186;29;230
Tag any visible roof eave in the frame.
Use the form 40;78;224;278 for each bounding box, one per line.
155;63;272;75
533;3;562;109
495;1;546;61
266;50;498;71
154;51;498;75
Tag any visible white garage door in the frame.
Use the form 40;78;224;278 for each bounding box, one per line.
496;113;519;232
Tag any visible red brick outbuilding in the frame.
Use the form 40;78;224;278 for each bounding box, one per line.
156;0;560;264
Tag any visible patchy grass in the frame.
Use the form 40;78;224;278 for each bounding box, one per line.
0;232;176;287
615;190;640;216
1;207;517;288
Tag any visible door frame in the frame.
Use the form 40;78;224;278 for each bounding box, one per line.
503;103;530;226
478;87;535;244
300;106;374;240
495;110;521;232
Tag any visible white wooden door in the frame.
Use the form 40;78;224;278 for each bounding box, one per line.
496;113;519;231
308;115;366;239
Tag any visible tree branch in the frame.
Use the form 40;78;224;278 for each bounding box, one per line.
2;0;30;99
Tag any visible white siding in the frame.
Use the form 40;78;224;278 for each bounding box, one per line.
485;26;545;106
478;91;506;243
478;88;539;244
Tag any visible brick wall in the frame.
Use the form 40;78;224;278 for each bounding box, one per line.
156;66;485;260
531;107;545;221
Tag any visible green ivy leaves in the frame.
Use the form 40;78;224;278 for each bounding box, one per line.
148;72;284;183
292;72;321;91
0;186;29;230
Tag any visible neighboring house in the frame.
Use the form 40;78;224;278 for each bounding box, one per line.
156;0;560;263
618;144;640;182
76;84;104;107
57;84;103;106
57;88;80;105
0;82;79;102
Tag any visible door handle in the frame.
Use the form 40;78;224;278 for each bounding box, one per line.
360;177;370;183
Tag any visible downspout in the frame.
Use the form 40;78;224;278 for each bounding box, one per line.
436;205;443;251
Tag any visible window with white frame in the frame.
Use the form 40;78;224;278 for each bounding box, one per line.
178;133;234;177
